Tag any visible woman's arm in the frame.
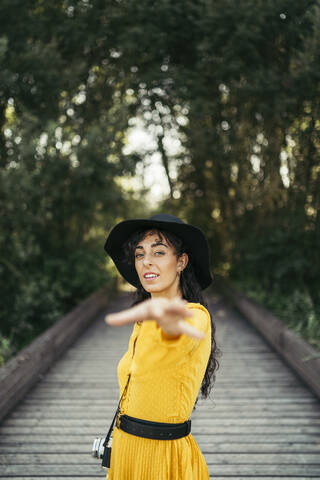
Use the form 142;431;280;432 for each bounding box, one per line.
105;296;205;340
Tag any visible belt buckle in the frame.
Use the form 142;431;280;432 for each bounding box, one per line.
185;419;191;435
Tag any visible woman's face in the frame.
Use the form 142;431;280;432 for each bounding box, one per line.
134;229;188;299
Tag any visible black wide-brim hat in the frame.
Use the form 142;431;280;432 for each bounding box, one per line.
104;213;213;290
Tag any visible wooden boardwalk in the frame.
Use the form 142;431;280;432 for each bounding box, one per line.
0;291;320;479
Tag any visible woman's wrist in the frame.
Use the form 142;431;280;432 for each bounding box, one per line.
161;329;181;340
132;302;149;322
105;302;147;325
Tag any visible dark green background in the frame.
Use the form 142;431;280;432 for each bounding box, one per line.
0;0;319;364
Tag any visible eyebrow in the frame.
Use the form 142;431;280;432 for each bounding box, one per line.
135;241;168;250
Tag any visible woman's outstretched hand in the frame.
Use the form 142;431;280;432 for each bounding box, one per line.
104;296;205;340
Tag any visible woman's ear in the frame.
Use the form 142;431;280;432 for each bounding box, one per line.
179;252;189;271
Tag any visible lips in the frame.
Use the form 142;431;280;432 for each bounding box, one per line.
144;272;160;279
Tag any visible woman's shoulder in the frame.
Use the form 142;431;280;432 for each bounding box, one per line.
186;302;211;331
186;302;211;317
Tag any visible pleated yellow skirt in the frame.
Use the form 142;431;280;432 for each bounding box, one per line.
106;426;210;479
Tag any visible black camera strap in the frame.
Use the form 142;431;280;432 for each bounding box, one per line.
101;373;131;468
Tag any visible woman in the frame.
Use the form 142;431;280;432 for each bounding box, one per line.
103;213;221;479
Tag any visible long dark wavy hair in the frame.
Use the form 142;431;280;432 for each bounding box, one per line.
121;227;222;407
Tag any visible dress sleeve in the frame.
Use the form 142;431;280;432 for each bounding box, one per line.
155;304;210;351
156;303;210;347
130;304;211;373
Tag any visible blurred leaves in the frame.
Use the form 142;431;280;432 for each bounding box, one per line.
0;0;319;359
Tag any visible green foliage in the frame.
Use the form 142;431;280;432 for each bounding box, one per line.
0;0;319;362
232;277;320;351
0;0;143;361
0;336;13;367
229;222;320;350
153;1;320;350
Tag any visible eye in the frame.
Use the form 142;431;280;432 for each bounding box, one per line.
155;251;165;255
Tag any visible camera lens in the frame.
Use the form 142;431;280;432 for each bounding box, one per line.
92;437;100;458
92;437;105;459
98;438;105;458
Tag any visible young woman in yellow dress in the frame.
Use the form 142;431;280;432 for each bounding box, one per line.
103;213;221;479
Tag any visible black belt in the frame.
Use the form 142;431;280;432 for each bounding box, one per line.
117;414;191;440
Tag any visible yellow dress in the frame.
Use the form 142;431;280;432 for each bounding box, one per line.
106;302;211;480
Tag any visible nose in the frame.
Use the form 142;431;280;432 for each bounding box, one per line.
142;251;153;265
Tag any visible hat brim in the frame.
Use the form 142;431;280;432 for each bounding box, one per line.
104;218;213;290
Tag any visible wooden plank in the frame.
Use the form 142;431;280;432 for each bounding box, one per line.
3;416;320;427
0;478;318;480
0;291;320;480
2;425;320;435
1;472;320;480
1;433;319;445
0;464;319;476
0;288;112;423
2;452;320;465
8;409;320;419
1;441;320;454
213;276;320;399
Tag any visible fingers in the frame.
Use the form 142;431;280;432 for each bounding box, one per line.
104;297;195;329
105;302;147;326
177;319;206;340
105;303;205;341
104;311;133;326
174;303;194;317
152;297;193;320
151;304;165;320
